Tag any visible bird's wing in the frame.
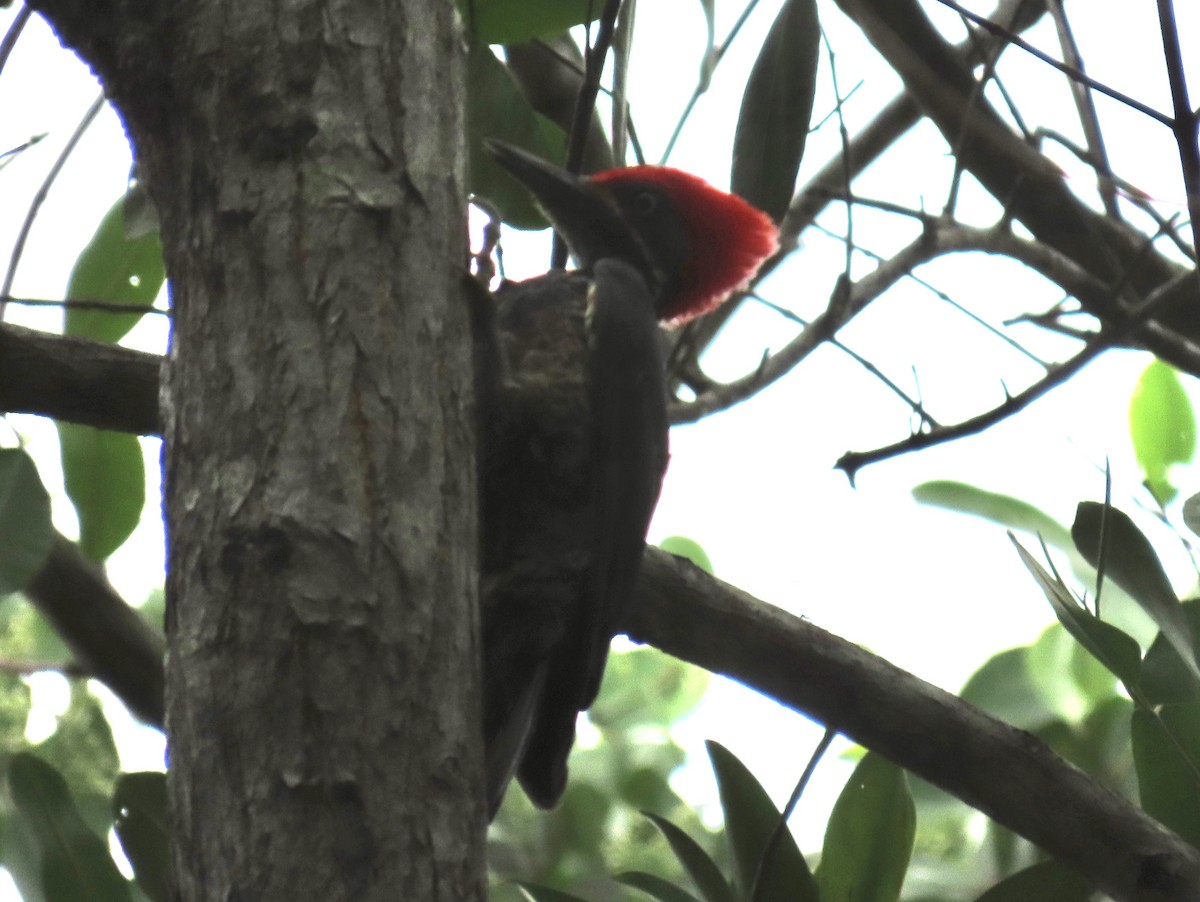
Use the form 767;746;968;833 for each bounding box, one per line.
516;258;669;806
581;258;669;701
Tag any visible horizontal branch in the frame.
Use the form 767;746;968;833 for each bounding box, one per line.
0;323;162;434
630;548;1200;902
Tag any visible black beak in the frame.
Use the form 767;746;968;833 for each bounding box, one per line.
484;140;644;270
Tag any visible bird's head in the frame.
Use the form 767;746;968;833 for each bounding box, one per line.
486;141;778;323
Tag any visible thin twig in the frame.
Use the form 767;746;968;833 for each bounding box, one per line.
0;657;83;678
1;296;170;316
665;0;1055;395
611;0;636;162
931;0;1174;128
1155;0;1200;277
1049;0;1120;218
0;5;31;81
1033;129;1192;259
551;0;623;269
823;27;854;278
751;292;939;428
673;219;1107;425
749;728;836;902
836;270;1194;481
1;93;106;318
810;218;1049;366
0;134;46;172
944;2;1013;216
660;0;762;164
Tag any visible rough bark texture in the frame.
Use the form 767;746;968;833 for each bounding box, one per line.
10;309;1200;898
28;0;482;898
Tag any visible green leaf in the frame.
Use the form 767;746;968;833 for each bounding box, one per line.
65;195;165;345
615;871;703;902
642;812;735;902
1026;623;1116;722
959;647;1056;731
1132;705;1200;848
57;424;145;562
0;592;70;664
467;43;567;230
591;649;708;732
658;536;714;574
971;859;1092;901
912;481;1072;549
1142;601;1200;706
1130;359;1196;504
113;773;169;902
731;0;820;222
516;883;592;902
0;672;33;756
817;754;914;902
0;448;54;595
706;741;817;902
616;759;685;814
462;0;602;44
1071;502;1198;685
1010;535;1142;691
35;684;120;803
7;753;131;902
1184;492;1200;538
1062;695;1134;787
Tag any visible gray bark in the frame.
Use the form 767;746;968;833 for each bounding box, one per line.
27;0;483;898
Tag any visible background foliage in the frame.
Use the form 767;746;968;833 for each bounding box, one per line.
2;0;1199;898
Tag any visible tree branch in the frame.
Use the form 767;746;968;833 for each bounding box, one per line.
4;342;1198;899
832;0;1196;361
931;0;1173;126
25;533;164;725
670;218;1157;425
836;267;1195;478
628;548;1200;902
0;323;162;434
666;0;1052;394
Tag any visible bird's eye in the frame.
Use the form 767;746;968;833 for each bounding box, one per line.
632;191;659;216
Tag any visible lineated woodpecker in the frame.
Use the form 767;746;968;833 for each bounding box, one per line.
478;141;777;817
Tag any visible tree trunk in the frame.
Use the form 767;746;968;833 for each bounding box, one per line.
27;0;483;898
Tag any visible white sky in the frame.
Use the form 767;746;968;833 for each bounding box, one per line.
2;0;1199;883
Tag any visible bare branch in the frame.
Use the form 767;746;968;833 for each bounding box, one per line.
0;93;105;317
1048;1;1120;217
932;0;1173;127
1155;0;1200;276
628;548;1200;902
0;6;32;82
551;0;623;269
672;219;1129;425
666;0;1053;392
836;269;1194;479
834;0;1195;364
25;534;164;725
2;295;168;316
0;323;161;434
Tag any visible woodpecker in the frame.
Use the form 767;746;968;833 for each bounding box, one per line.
478;141;777;817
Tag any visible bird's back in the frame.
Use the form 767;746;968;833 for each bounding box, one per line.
481;263;668;814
